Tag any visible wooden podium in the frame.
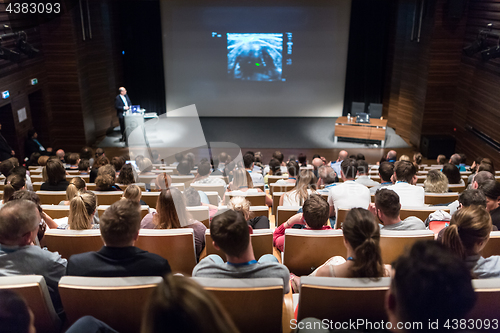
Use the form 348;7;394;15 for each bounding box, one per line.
334;117;387;146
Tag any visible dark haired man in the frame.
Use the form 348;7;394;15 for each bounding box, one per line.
275;160;300;185
386;160;424;206
370;162;394;194
176;160;193;176
192;210;290;293
370;189;425;230
243;153;264;186
192;161;226;187
354;160;379;187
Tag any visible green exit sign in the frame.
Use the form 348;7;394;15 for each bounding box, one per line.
31;78;38;85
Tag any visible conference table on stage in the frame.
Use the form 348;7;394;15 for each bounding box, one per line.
333;116;388;146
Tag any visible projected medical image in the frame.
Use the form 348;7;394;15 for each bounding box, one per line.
227;33;283;81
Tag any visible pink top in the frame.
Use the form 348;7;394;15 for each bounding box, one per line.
273;219;331;252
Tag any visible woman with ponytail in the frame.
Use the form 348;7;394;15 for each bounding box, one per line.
60;176;86;205
314;208;389;278
442;205;500;278
1;173;26;206
56;190;98;230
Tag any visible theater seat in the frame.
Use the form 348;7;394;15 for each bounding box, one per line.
98;205;149;220
205;229;273;261
43;229;103;260
425;193;459;205
227;191;266;206
186;205;210;227
190;183;225;198
41;204;70;219
481;231;500;258
467;278;500;327
36;191;67;205
92;191;123;205
276;206;301;227
379;230;434;264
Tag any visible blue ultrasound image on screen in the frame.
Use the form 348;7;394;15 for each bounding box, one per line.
227;33;283;82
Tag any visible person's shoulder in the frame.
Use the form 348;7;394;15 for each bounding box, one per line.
403;216;426;229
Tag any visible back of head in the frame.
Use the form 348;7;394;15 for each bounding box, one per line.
272;150;284;164
378;162;394;182
413;152;422;165
357;160;369;175
175;152;184;163
478;162;495;175
474;170;494;188
375;189;400;219
391;240;475;330
155;188;190;228
341;158;358;179
11;190;41;207
101;199;141;246
437;154;447;165
45;159;66;185
68;191;97;230
268;158;281;175
218;152;228;164
228;196;251;220
117;163;136;185
67;153;80;166
123;184;142;202
480;179;500;200
442;206;491;260
177;160;192;175
423;170;448;193
243;153;254;169
302;194;329;229
387;150;397;161
95;164;116;189
95;148;105;158
298;153;306;165
286;160;299;177
0;159;14;177
459;189;486;208
197;161;211;177
80;146;93;160
318;165;336;185
184;187;201;207
481;158;495;172
210;209;249;257
394;160;417;183
3;173;25;203
0;290;32;333
342;208;383;278
294;170;317;204
93;155;110;169
66;176;86;201
442;163;461;184
338;150;348;161
356;153;365;161
142;274;238;333
0;200;39;244
154;172;171;190
398;155;410;162
450;153;461;165
231;168;250;190
459;153;467;164
112;156;125;171
37;155;49;167
138;158;153;173
78;159;90;172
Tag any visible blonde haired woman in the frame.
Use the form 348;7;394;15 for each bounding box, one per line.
60;176;86;205
225;168;272;206
122;184;148;206
279;169;317;206
423;170;448;193
228;196;269;229
56;191;98;230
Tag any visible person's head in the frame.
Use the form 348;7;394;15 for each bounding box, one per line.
27;152;41;167
298;153;307;166
317;165;336;185
210;209;250;257
388;241;476;332
100;199;141;247
0;158;14;177
66;176;86;201
342;208;384;278
45;159;66;185
243;153;254;169
95;164;116;190
93;155;109;168
254;152;262;164
302;194;329;229
423;170;448;193
312;157;323;169
288;154;297;163
398;155;410;162
184;187;202;207
374;189;400;222
413;152;423;165
459;153;467;164
286;160;299;178
27;129;37;139
154;172;172;190
155;188;191;229
356;160;369;176
141;274;238;333
268;158;281;176
67;153;80;166
393;160;417;184
442;205;491;259
95;148;105;158
197;161;211;177
218;152;228;164
478;161;495;175
458;189;486;209
123;184;142;202
0;200;40;246
68;191;97;230
356;153;365;161
228;196;251;220
176;160;192;175
37;155;49;167
119;86;127;95
174;152;184;163
337;150;348;161
480;180;500;212
151;150;160;163
111;156;125;172
481;158;495;173
473;170;494;189
272;151;284;164
3;173;25;203
56;149;65;161
138;158;153;173
78;159;90;172
340;158;358;180
378;162;394;183
442;163;461;184
80;146;93;160
231;168;251;190
0;290;36;333
386;150;397;161
117;163;136;185
449;153;461;165
293;170;317;203
437;154;447;165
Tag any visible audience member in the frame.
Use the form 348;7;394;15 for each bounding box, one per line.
226;168;272;206
154;172;172;191
56;149;65;163
370;189;426;230
471;170;495;190
56;191;98;230
369;161;394;194
171;152;184;167
263;158;283;185
78;159;90;174
243;153;264;186
66;153;80;170
481;180;500;229
192;161;226;186
0;200;67;312
176;160;193;176
26;152;41;167
38;155;50;167
273;194;331;252
449;153;466;172
280;169;317;206
275;160;299;185
330;150;348;179
116;163;136;185
442;163;464;185
24;129;52;158
386;160;424;206
141;188;206;257
354;160;379;187
95;164;121;191
183;187;218;218
311;157;324;178
412;152;423;169
89;155;110;183
193;210;290;293
436;154;447;165
122;184;147;206
60;176;86;205
67;200;171;277
40;159;69;191
316;165;336;193
111;156;125;174
398;154;410;162
0;289;37;333
0;158;15;177
386;150;397;163
423;169;448;193
228;196;269;229
298;153;307;167
2;173;25;205
356;153;365;161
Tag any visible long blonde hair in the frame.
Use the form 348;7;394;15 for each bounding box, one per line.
231;168;252;190
228;196;251;220
66;177;86;201
291;169;317;205
68;191;97;230
154;188;192;229
123;184;142;202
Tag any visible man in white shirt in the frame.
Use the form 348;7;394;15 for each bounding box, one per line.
244;153;264;186
355;160;380;187
192;161;226;187
370;188;426;230
386;160;425;206
328;158;370;218
330;150;348;180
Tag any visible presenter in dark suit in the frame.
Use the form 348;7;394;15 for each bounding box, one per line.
0;123;15;161
114;86;131;142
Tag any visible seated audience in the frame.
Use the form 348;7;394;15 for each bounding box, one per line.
141;188;206;257
316;165;337;194
356;153;365;161
60;176;86;205
311;157;324;178
1;173;25;206
183;187;218;218
78;159;90;174
398;154;410;162
436;154;447;165
386;150;397;163
442;205;500;278
386;160;424;206
354;160;379;187
314;208;390;277
228;196;269;229
370;189;426;230
330;150;348;178
111;156;125;175
264;151;286;176
142;274;239;333
0;200;67;312
298;153;307;167
94;164;121;191
275;160;299;185
171;152;184;167
154;172;172;191
226;168;272;206
280;169;317;206
137;157;154;175
263;158;284;185
67;200;171;277
24;129;52;158
442;163;464;185
481;179;500;229
66;153;80;170
56;190;98;230
122;184;147;206
89;155;110;183
370;161;394;194
176;160;193;176
193;210;290;294
26;152;41;167
243;153;264;186
116;163;136;185
423;169;448;193
328;158;371;217
413;152;423;169
450;153;467;172
40;159;69;191
273;194;331;252
56;149;65;164
192;161;226;186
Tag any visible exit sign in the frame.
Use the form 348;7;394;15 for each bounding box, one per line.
2;91;9;99
31;78;38;85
